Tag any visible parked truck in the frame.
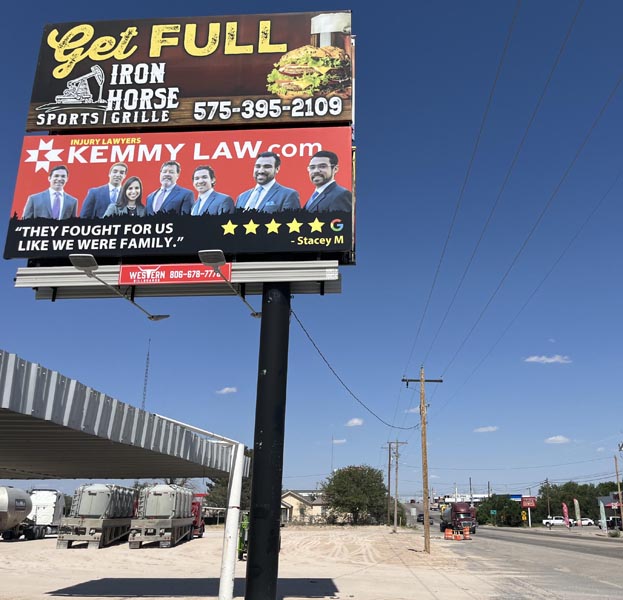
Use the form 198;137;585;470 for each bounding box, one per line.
26;489;68;538
1;486;67;541
192;496;205;538
128;484;200;549
57;484;135;549
440;502;477;534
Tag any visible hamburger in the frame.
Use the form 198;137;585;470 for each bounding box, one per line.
267;45;351;100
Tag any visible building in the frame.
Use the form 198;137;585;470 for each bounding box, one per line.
280;490;329;524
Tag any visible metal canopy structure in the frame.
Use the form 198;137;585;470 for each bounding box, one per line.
14;260;341;300
0;349;249;480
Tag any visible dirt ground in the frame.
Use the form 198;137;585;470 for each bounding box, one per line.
0;525;500;600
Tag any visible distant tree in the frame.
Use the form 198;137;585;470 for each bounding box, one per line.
163;477;196;489
477;495;522;526
204;474;252;510
204;448;253;510
321;465;387;525
535;480;620;522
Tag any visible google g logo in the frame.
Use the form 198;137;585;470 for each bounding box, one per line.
330;219;344;232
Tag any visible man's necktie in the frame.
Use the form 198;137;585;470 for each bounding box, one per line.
153;188;166;212
246;186;263;210
51;192;61;219
306;190;320;210
110;187;118;203
193;197;203;215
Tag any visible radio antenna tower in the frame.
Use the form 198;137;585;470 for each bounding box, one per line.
141;338;151;411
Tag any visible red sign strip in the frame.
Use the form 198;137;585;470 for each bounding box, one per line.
119;262;232;285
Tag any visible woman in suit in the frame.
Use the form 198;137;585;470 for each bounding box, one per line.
103;176;146;217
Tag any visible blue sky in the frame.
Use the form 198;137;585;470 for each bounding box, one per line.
1;1;622;501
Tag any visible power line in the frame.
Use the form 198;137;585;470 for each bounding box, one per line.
402;456;612;472
421;0;585;366
438;67;623;378
291;309;419;430
401;0;522;379
430;161;623;418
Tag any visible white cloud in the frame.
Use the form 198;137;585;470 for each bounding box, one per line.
545;435;570;444
430;474;440;479
548;338;556;343
333;438;347;445
524;354;571;364
404;407;419;414
597;447;605;452
216;386;237;394
473;425;498;433
346;418;363;427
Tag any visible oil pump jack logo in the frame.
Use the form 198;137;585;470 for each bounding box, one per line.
36;65;107;113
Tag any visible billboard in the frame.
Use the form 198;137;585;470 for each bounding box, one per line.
4;126;354;263
27;12;353;132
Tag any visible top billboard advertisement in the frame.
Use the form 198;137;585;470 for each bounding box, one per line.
27;11;353;132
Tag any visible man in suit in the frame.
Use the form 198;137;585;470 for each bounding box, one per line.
146;160;194;215
304;150;352;212
236;151;300;213
190;165;235;215
22;165;78;220
80;162;128;218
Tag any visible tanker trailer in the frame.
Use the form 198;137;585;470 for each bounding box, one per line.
129;484;195;548
0;487;33;541
57;484;136;549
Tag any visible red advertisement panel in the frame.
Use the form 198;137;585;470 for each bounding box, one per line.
4;127;355;264
520;497;537;509
27;12;353;131
119;263;231;285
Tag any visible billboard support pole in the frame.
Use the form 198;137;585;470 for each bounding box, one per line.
245;281;291;600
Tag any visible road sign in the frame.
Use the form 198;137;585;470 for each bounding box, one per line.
490;509;497;515
521;496;537;509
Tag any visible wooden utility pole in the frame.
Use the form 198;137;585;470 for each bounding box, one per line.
402;367;442;553
392;440;407;533
614;455;623;527
384;442;392;526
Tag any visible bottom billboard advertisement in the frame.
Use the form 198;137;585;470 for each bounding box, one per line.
4;126;355;264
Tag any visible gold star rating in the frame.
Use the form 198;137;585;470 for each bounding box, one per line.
222;220;237;235
287;218;303;233
265;219;281;234
243;220;260;234
309;218;325;232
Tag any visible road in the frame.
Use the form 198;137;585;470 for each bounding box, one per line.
444;525;623;599
479;525;623;559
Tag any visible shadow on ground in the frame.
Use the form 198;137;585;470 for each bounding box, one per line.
49;577;338;599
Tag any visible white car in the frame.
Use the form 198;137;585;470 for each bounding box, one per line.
543;516;575;527
578;517;595;526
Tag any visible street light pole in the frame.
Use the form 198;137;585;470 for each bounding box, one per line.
68;254;169;321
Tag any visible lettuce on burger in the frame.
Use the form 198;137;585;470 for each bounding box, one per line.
267;45;351;100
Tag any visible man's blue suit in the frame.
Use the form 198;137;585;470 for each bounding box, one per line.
305;181;352;212
22;191;78;219
146;185;194;215
237;182;300;213
192;191;235;215
81;185;116;218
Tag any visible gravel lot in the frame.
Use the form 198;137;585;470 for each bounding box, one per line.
3;524;618;599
